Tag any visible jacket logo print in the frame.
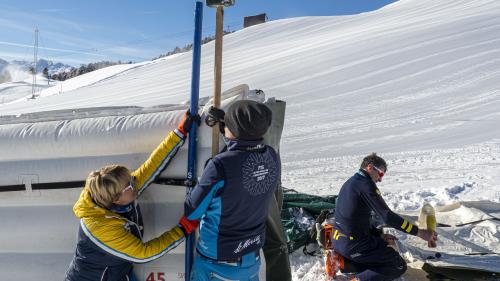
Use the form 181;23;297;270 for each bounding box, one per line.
234;235;261;254
242;152;277;196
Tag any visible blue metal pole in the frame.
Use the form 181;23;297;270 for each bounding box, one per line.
185;1;203;280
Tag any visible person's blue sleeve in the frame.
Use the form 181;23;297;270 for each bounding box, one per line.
184;159;224;221
360;186;419;236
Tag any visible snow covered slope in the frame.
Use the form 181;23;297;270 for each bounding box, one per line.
2;0;498;202
1;0;498;153
0;76;54;104
0;81;35;103
0;0;499;279
0;63;145;105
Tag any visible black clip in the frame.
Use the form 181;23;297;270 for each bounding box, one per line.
184;179;197;188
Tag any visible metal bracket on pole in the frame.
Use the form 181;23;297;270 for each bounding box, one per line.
205;0;235;7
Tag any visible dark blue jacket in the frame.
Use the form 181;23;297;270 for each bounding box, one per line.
65;204;142;281
334;170;418;239
185;139;280;261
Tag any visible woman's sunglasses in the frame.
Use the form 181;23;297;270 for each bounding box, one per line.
122;177;135;193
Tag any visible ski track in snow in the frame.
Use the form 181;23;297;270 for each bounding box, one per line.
283;140;500;211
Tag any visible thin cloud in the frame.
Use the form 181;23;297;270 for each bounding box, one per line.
0;23;104;56
4;8;86;33
0;51;33;61
49;17;85;33
0;18;35;33
137;11;161;15
39;8;71;13
0;41;104;57
0;50;103;66
108;46;151;59
1;12;144;51
0;6;161;64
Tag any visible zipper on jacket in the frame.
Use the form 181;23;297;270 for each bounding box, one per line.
133;202;143;240
100;267;108;281
210;272;238;281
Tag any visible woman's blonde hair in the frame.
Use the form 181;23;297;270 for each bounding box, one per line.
86;165;131;208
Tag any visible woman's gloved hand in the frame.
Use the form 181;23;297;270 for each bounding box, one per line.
177;110;201;135
178;216;199;236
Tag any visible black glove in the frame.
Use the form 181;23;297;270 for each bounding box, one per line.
177;110;201;135
205;106;226;134
205;106;225;126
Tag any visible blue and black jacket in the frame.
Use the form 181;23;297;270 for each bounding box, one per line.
334;169;418;239
185;139;280;261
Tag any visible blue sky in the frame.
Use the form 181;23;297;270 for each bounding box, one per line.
0;0;397;66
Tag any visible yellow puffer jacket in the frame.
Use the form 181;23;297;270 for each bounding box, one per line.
66;129;186;281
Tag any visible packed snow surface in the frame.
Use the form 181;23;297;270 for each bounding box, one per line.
0;75;54;104
1;0;499;279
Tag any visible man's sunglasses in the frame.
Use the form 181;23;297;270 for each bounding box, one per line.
373;166;385;178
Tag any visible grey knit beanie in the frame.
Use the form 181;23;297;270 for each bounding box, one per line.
224;100;272;140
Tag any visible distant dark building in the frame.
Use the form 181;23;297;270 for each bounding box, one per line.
244;13;267;28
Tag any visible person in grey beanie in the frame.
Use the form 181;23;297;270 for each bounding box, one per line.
185;100;280;281
223;100;273;140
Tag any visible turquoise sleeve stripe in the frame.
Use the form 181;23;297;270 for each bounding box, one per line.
197;196;222;259
80;220;184;263
187;180;225;221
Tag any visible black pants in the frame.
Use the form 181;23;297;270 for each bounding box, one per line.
333;235;407;281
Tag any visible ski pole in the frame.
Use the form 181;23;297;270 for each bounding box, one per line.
185;1;203;280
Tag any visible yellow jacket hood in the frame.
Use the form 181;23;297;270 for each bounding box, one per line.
73;187;114;219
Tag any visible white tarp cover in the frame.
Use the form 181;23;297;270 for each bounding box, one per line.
393;201;500;275
0;85;251;187
0;184;187;281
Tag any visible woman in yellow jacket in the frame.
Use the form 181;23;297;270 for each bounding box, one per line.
65;112;199;281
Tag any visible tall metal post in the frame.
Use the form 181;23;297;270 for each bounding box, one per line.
185;1;203;280
211;6;224;156
31;28;39;99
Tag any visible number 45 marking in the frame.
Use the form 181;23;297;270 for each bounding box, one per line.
146;272;165;281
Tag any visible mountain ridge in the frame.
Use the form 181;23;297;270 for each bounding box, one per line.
0;58;72;83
